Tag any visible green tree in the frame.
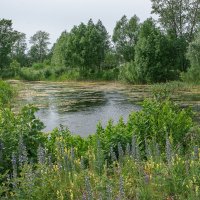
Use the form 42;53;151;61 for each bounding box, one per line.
95;20;110;70
151;0;200;72
65;19;110;72
112;15;140;63
134;18;176;83
29;31;50;63
51;31;69;67
0;19;18;69
182;30;200;83
11;32;27;67
151;0;200;41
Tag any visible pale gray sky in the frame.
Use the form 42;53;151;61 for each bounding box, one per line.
0;0;152;45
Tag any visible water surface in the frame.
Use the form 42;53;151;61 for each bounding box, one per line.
12;81;148;136
11;81;200;136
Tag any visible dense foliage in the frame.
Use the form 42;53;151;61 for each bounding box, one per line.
1;0;200;83
182;30;200;83
0;80;15;105
0;80;200;199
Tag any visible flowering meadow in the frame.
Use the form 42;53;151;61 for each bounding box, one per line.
0;80;200;199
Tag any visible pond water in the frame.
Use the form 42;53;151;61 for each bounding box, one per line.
11;81;200;136
12;81;150;136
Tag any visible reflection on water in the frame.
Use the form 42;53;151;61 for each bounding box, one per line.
12;81;145;136
11;81;200;136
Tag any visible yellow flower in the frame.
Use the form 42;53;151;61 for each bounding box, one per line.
70;189;74;199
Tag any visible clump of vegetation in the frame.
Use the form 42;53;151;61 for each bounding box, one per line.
0;81;199;199
0;80;15;105
151;81;192;100
181;30;200;84
1;0;200;84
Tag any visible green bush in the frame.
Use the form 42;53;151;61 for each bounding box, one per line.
19;67;45;81
0;80;15;105
118;61;139;83
127;99;194;153
91;99;194;160
32;63;46;70
45;125;88;159
0;105;46;173
181;67;200;84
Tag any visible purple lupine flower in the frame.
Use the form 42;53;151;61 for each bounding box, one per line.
106;183;113;200
166;137;172;166
18;136;28;166
118;142;124;160
11;152;17;179
125;143;131;156
85;175;93;200
119;175;125;199
82;192;87;200
37;145;46;165
110;146;117;162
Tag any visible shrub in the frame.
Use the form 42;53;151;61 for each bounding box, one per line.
19;67;45;81
181;67;200;84
127;99;194;153
0;80;15;105
118;61;139;83
32;62;46;70
92;99;194;159
0;105;46;173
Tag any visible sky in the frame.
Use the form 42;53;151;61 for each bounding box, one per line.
0;0;152;46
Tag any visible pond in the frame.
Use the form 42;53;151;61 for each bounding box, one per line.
11;81;151;136
11;81;200;136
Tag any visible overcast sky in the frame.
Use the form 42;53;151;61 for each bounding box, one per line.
0;0;152;45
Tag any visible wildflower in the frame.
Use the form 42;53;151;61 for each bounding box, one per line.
119;175;125;199
37;145;46;165
125;143;131;156
193;146;199;160
118;142;124;160
11;152;17;179
110;146;117;162
85;175;93;200
166;136;172;166
82;192;87;200
106;183;112;200
18;136;28;166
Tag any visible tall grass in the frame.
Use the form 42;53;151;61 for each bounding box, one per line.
1;137;200;199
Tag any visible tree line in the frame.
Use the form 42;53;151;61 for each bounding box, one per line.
1;0;200;83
